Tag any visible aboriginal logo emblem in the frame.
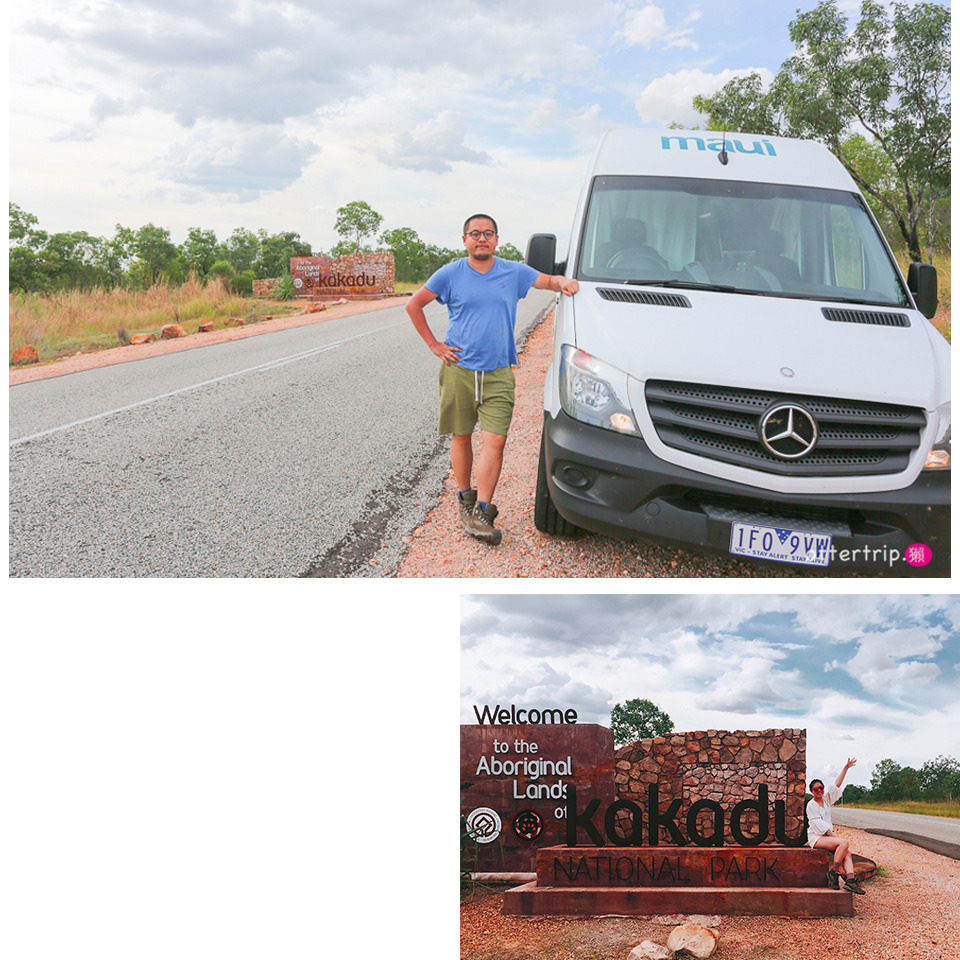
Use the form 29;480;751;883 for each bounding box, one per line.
513;809;544;842
465;807;502;844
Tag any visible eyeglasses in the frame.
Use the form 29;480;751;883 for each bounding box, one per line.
466;230;496;240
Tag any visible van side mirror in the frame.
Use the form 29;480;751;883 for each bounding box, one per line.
526;233;558;274
907;262;938;320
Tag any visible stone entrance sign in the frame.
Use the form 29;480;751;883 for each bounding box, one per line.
289;252;395;298
460;720;615;874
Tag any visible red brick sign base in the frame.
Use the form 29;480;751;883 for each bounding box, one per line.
502;844;856;917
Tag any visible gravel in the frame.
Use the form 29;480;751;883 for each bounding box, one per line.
460;828;960;959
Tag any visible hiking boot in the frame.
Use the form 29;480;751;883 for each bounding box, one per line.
458;489;478;528
464;502;502;545
826;868;840;890
844;876;865;895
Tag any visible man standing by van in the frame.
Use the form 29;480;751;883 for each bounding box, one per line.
407;214;578;545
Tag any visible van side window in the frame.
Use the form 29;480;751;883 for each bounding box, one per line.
830;206;865;289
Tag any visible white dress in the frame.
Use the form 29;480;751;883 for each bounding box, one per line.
806;782;843;847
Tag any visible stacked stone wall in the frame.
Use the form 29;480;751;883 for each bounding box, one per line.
253;278;279;297
614;728;806;845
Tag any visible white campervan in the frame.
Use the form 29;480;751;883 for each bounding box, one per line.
526;128;949;573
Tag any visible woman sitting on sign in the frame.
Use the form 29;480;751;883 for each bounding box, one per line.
806;758;865;895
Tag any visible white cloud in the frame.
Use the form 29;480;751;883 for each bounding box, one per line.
840;626;944;694
378;111;493;174
633;66;774;126
528;99;560;128
164;126;318;200
616;4;700;50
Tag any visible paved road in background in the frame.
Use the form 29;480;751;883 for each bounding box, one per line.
9;292;555;577
833;807;960;860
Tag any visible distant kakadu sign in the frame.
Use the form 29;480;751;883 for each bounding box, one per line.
289;252;395;298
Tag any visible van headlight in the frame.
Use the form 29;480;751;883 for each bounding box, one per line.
559;344;640;435
924;406;950;470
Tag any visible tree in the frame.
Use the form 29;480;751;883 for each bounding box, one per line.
256;229;311;278
380;226;427;282
9;203;48;250
610;698;674;747
919;755;960;800
44;231;109;289
870;758;903;800
837;133;903;247
842;783;869;804
9;247;62;293
132;223;182;286
422;243;464;276
496;242;525;262
181;227;222;279
692;72;780;137
692;0;950;262
225;227;260;274
335;200;383;252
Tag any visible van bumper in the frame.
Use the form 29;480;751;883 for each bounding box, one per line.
543;411;950;574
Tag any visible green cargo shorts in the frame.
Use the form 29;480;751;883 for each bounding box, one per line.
438;362;516;437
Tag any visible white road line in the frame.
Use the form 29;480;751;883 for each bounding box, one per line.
10;320;407;447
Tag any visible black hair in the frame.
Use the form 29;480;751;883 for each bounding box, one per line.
463;214;498;235
809;778;824;791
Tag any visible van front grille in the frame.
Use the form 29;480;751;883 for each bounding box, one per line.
644;380;926;476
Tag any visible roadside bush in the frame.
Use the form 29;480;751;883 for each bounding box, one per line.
230;269;255;297
209;260;235;280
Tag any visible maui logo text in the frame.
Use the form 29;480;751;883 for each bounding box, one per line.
661;136;777;157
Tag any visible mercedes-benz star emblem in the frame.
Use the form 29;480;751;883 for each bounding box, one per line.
759;403;818;459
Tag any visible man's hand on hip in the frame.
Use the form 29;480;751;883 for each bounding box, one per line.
432;341;462;364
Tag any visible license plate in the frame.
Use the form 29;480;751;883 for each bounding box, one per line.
729;521;832;567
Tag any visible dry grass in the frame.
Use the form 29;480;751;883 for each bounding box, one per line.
845;798;960;818
9;278;298;363
932;251;951;340
897;250;951;341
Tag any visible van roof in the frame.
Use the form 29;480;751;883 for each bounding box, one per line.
590;128;857;192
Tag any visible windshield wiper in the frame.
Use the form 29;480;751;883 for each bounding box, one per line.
621;279;755;295
791;292;909;309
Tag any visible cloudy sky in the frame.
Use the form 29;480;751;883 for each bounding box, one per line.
461;594;960;787
11;0;830;254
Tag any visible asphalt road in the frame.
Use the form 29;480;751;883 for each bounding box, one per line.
9;291;556;577
832;806;960;860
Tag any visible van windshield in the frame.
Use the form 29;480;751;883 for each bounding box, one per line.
577;175;910;307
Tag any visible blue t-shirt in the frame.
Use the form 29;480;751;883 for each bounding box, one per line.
425;257;540;371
